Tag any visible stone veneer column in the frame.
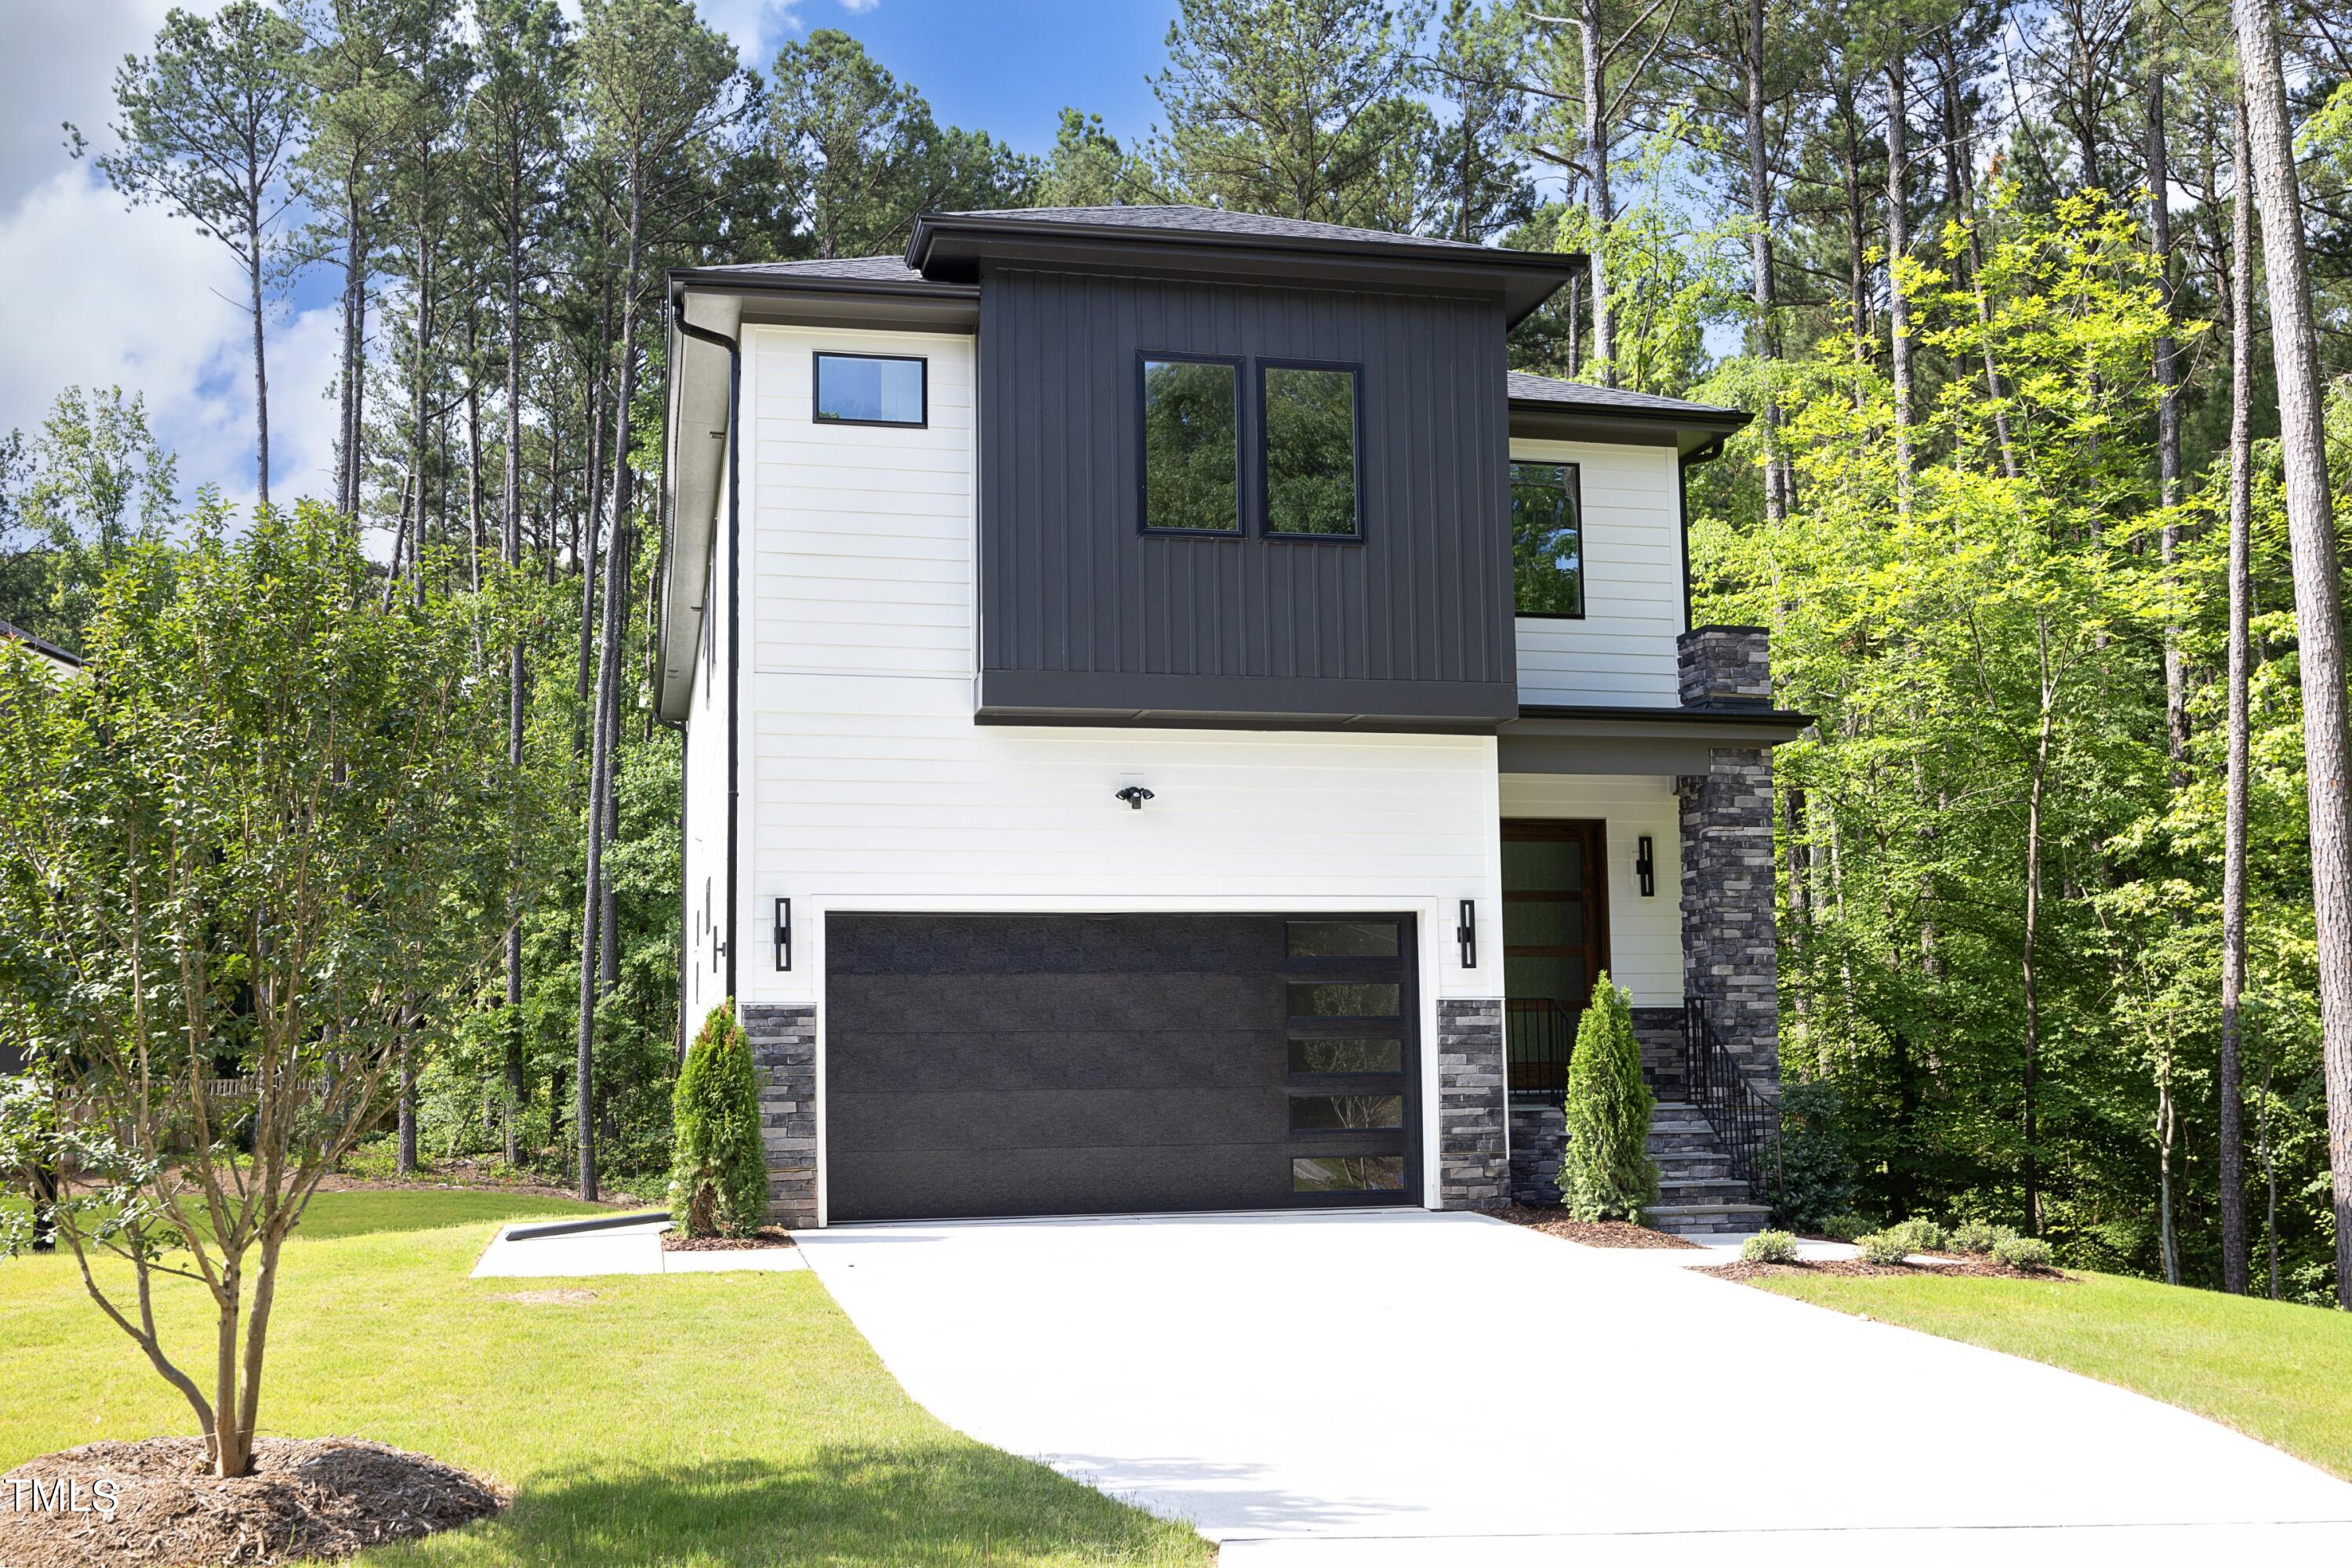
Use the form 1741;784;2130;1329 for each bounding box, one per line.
1675;626;1781;1084
1435;998;1507;1207
740;1003;818;1227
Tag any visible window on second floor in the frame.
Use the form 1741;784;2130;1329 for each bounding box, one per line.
814;352;926;426
1261;364;1361;537
1141;356;1241;534
1511;461;1583;618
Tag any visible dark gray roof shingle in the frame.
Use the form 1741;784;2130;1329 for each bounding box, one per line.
1507;371;1743;421
692;255;926;284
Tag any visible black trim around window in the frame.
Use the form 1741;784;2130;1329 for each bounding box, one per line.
812;350;928;428
1510;459;1585;619
1137;350;1245;536
1258;358;1366;543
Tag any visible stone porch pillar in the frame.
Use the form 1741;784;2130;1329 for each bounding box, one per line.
1674;627;1780;1084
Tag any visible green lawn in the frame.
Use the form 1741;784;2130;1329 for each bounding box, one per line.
0;1190;1212;1566
1750;1267;2352;1481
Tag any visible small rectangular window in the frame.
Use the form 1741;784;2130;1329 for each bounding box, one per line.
1285;920;1400;958
1262;364;1360;536
1289;1037;1403;1074
1289;1094;1405;1132
1292;1155;1406;1192
1141;357;1240;533
1512;461;1583;616
815;353;926;426
1287;982;1401;1018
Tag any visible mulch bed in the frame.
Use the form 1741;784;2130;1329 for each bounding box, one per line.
0;1437;506;1567
1475;1206;1701;1250
661;1225;796;1253
1701;1255;2075;1283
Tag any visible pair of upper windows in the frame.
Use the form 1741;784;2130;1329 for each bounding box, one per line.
1141;357;1362;539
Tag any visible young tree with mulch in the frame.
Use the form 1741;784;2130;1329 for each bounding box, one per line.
0;504;517;1479
1557;973;1658;1221
669;1003;767;1238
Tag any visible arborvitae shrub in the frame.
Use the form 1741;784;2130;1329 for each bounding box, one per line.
1556;973;1658;1221
668;1002;767;1238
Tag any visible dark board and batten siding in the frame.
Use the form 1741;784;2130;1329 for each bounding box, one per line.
976;266;1519;728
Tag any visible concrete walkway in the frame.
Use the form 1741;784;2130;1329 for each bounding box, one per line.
793;1209;2352;1565
470;1216;805;1278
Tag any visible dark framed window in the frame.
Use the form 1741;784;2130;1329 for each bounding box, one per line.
1139;354;1242;534
814;352;927;427
1261;361;1363;539
1512;460;1584;617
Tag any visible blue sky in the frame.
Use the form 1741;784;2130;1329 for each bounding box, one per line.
2;0;1185;517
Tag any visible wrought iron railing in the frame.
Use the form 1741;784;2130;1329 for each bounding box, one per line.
1682;996;1780;1200
1504;999;1577;1105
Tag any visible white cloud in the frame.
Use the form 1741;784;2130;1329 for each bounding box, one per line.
839;0;880;13
552;0;800;66
0;165;337;515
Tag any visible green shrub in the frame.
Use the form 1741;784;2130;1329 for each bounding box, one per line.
668;1002;768;1238
1992;1234;2056;1272
1951;1219;2017;1255
1888;1217;1948;1254
1767;1080;1854;1231
1854;1229;1915;1265
1820;1212;1873;1243
1555;973;1658;1222
1741;1229;1800;1264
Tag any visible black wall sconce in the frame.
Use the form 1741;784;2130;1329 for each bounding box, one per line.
1115;784;1155;810
1636;837;1657;898
773;897;793;971
1457;898;1477;967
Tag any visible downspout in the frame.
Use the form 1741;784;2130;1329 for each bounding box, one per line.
1675;435;1727;633
673;307;743;1009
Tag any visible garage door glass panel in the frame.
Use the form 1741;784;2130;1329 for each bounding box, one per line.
1286;920;1400;958
1288;1037;1403;1074
1287;982;1401;1017
1293;1156;1406;1192
1289;1094;1404;1131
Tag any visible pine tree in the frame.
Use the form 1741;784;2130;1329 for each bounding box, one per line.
669;1004;767;1239
1557;973;1658;1221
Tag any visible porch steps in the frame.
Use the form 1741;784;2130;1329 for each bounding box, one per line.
1645;1100;1771;1236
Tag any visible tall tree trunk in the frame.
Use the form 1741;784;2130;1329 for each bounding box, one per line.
397;1035;417;1176
248;208;270;514
2149;7;2187;780
1578;0;1615;385
1939;33;2017;479
2219;83;2256;1298
2021;628;2056;1236
466;319;485;597
2236;0;2352;1309
1744;0;1784;522
1884;53;1914;515
337;169;365;518
503;215;527;1170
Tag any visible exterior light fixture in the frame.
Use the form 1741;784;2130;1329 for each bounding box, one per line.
773;897;793;971
1115;785;1155;810
1636;837;1656;898
1457;898;1477;967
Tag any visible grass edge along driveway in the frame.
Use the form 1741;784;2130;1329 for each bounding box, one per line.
0;1189;1214;1567
1745;1266;2352;1484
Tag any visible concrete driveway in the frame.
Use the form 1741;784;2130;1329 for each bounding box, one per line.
794;1210;2352;1565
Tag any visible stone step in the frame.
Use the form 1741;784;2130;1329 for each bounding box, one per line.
1646;1200;1772;1236
1655;1160;1735;1183
1657;1176;1754;1202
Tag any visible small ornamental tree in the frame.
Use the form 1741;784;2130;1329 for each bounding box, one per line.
1556;972;1658;1221
0;504;517;1478
669;1003;766;1238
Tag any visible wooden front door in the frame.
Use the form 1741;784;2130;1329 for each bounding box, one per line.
1501;819;1611;1098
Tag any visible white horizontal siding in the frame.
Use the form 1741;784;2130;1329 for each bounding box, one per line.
1499;771;1682;1007
1514;438;1684;707
745;323;975;678
680;456;733;1040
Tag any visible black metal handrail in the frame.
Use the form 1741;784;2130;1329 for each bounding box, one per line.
1682;996;1780;1199
1504;998;1577;1105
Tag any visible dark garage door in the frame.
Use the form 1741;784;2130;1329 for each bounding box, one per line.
826;913;1420;1221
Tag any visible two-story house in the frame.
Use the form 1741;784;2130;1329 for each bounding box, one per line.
655;205;1806;1235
